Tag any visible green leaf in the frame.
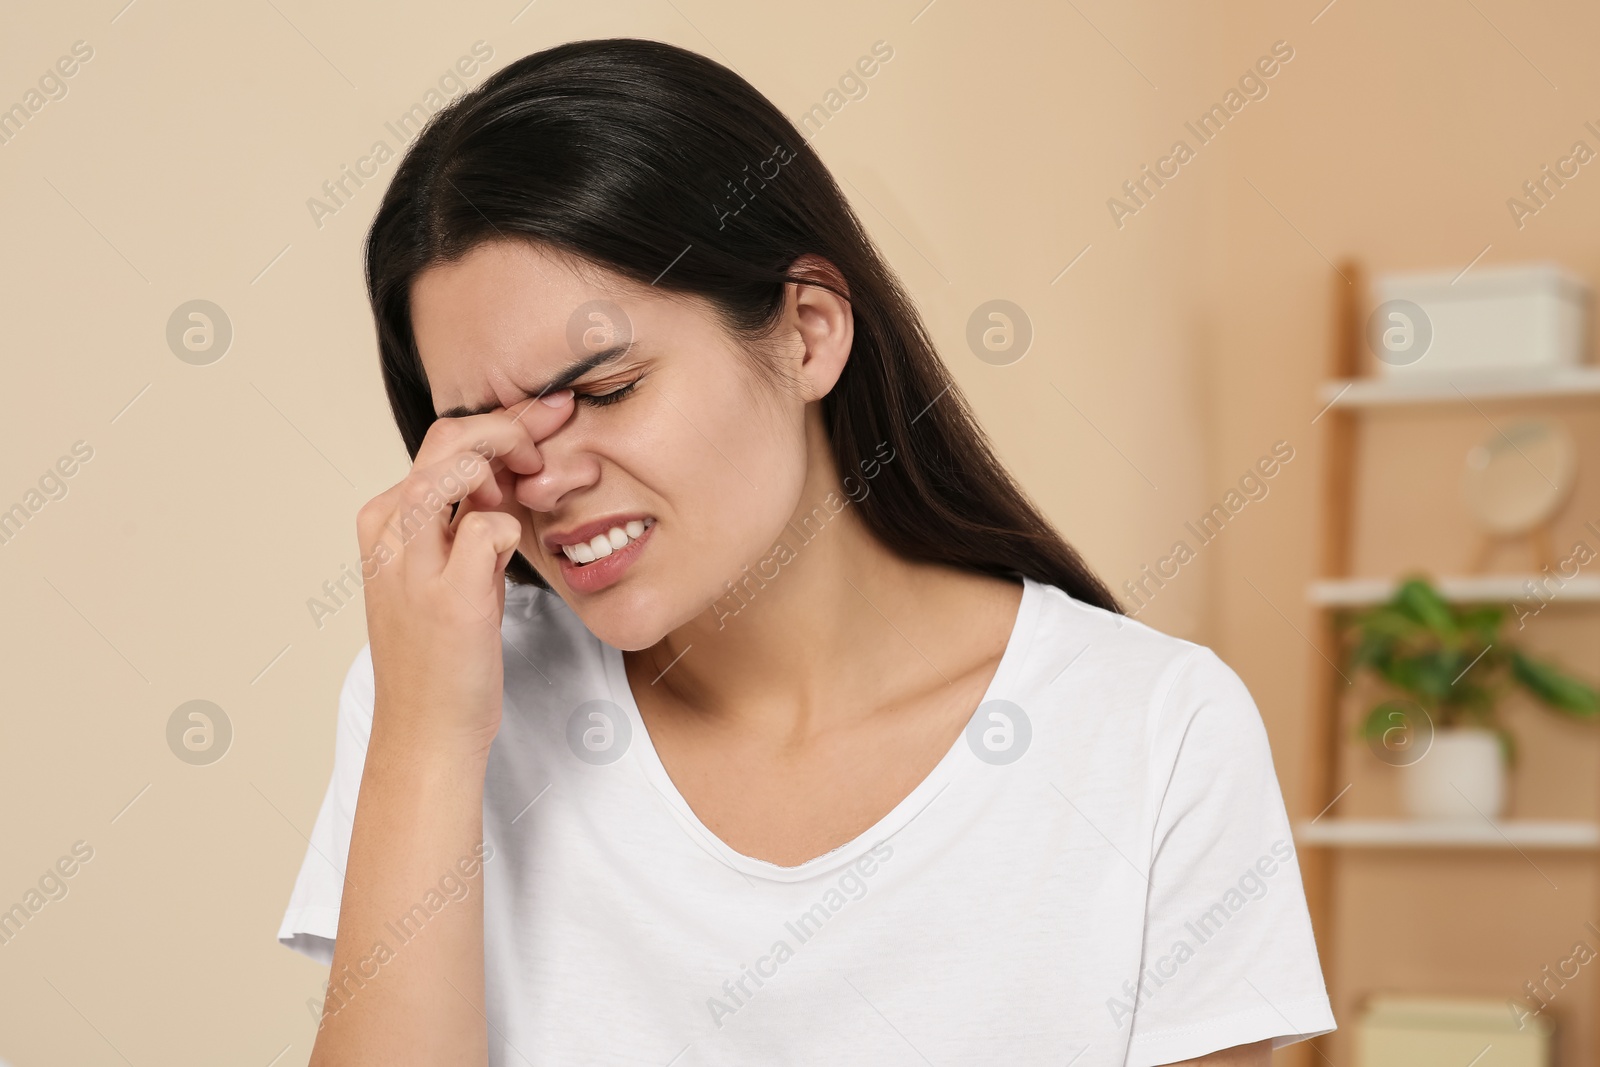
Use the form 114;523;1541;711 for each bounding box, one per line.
1457;605;1505;643
1452;680;1496;715
1512;651;1600;716
1357;700;1426;740
1350;630;1396;671
1387;650;1458;702
1352;606;1429;642
1393;577;1458;638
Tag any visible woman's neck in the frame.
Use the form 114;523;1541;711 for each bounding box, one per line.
627;450;1021;741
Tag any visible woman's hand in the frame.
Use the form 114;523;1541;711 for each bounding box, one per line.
354;390;574;758
310;391;575;1067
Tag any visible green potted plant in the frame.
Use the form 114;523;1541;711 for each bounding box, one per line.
1344;575;1598;819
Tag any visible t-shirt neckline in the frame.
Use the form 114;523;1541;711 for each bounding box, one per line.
599;575;1041;883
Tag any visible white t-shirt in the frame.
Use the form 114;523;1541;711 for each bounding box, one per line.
279;575;1335;1066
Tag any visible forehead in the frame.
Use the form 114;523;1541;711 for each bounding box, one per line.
408;239;738;416
410;241;623;387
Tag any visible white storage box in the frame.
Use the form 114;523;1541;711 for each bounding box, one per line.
1370;262;1590;376
1357;994;1551;1066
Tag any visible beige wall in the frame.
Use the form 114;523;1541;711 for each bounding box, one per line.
2;1;1597;1064
1207;4;1600;1065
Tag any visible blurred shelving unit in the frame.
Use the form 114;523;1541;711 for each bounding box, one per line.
1309;574;1600;606
1297;259;1600;1066
1296;818;1600;849
1318;365;1600;408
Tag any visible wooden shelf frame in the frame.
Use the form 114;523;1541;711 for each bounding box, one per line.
1298;259;1600;1063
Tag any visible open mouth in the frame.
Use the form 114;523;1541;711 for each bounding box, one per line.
559;517;656;567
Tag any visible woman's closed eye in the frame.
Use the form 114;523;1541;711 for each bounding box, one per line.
573;377;641;408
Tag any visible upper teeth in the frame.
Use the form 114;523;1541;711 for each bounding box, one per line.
562;518;653;564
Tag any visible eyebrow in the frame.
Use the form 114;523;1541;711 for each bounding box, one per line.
436;341;636;420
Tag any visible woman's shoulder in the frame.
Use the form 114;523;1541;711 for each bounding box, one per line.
1023;579;1274;782
1025;577;1217;684
1022;578;1261;735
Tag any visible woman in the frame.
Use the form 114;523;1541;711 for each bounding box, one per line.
277;37;1335;1066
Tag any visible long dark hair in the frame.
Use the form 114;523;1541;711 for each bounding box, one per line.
364;37;1122;615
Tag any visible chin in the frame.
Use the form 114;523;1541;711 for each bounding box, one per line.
581;612;667;652
530;540;750;651
552;581;680;652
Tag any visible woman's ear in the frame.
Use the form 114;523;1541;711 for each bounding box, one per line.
784;254;853;402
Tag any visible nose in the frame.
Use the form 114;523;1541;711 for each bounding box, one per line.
513;416;602;514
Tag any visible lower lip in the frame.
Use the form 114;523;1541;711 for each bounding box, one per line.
555;522;656;594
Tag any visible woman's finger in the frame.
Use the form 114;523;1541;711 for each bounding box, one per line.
412;389;575;478
441;508;524;599
364;446;508;578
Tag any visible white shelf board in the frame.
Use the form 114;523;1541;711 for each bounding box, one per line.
1296;818;1600;849
1308;574;1600;606
1319;365;1600;408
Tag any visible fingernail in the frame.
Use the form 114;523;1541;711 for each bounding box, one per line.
540;388;573;407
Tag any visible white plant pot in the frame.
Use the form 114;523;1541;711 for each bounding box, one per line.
1401;726;1506;820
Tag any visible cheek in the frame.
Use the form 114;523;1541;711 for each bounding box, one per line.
655;382;809;575
702;422;808;567
512;367;812;617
